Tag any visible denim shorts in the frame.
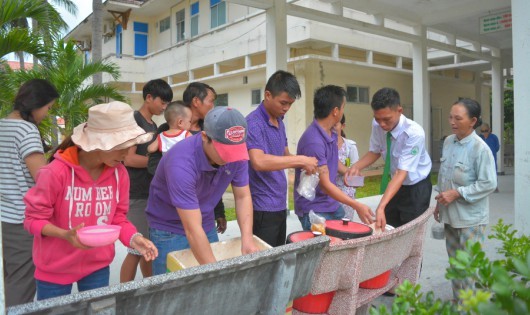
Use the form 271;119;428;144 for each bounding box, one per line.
36;266;109;300
298;205;346;231
150;227;219;275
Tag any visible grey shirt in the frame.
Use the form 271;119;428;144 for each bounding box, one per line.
0;119;44;223
437;132;497;228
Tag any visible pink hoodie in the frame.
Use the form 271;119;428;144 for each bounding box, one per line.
24;146;137;284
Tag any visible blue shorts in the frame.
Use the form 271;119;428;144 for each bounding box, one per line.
36;266;109;300
150;227;219;275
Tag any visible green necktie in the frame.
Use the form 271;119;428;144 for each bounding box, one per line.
380;132;392;194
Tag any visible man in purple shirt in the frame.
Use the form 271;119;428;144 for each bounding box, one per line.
295;85;374;230
147;107;258;275
246;70;318;247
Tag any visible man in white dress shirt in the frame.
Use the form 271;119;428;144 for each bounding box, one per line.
347;87;432;230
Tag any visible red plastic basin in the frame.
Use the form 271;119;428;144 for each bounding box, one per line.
293;292;336;314
359;270;391;289
287;230;342;313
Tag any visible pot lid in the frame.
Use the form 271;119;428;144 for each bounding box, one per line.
325;219;373;239
286;231;342;244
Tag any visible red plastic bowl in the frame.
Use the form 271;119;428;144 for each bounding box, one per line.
77;225;121;247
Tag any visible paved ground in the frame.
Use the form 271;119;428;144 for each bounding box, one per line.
106;169;514;308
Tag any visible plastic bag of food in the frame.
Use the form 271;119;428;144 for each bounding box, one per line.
309;210;326;235
297;171;320;201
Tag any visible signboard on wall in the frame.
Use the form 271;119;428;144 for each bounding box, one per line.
480;11;512;34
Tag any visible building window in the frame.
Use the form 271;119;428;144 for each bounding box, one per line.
159;16;170;33
191;2;199;37
116;24;123;58
176;9;185;42
133;22;148;57
251;89;261;106
215;93;228;107
346;86;370;103
210;0;226;29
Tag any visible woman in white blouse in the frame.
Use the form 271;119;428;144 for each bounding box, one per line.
434;98;497;300
334;115;360;220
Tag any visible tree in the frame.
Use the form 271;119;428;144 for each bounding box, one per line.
6;39;126;145
0;0;58;60
92;0;103;84
0;0;70;116
32;0;78;67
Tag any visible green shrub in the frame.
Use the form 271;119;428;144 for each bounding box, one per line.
371;220;530;315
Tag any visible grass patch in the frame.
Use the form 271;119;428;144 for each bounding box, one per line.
224;172;438;221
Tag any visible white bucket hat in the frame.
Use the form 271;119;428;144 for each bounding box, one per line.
71;101;154;151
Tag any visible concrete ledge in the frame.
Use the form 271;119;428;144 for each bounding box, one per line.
8;237;329;315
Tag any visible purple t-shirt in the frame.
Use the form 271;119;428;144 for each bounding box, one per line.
246;103;288;212
294;120;339;216
146;134;249;235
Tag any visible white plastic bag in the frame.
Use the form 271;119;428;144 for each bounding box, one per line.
297;171;319;201
431;221;445;240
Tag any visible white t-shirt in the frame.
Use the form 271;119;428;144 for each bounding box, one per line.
0;119;44;223
369;114;432;185
158;130;190;153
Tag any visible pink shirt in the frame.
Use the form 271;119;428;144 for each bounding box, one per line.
24;147;137;284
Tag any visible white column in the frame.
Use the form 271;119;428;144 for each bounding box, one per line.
491;57;504;174
412;25;431;154
332;44;339;60
266;0;287;78
366;50;373;64
214;63;220;76
245;55;251;69
396;56;403;69
512;0;530;235
474;72;482;106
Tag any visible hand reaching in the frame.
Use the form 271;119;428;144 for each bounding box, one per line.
241;239;260;255
355;203;375;225
131;234;158;262
375;208;387;231
216;217;227;234
344;165;361;185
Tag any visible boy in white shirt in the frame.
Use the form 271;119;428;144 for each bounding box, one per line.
347;87;432;230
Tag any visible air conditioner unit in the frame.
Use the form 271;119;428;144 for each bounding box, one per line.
103;21;115;37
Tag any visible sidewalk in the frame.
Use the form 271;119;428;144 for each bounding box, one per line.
108;171;514;307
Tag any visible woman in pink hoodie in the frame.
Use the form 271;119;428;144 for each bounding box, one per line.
24;102;158;300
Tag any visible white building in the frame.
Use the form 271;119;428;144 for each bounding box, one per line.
67;0;512;166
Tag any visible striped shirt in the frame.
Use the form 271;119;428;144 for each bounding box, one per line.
0;119;44;223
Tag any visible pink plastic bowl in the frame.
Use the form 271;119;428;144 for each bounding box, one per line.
77;225;121;247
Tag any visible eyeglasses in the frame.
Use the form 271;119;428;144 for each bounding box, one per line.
481;129;489;132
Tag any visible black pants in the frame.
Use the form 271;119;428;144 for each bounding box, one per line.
3;222;36;306
385;175;432;228
253;210;287;247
